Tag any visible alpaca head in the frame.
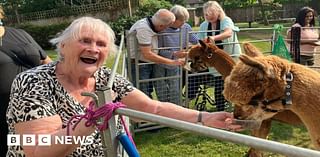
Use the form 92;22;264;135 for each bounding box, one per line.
224;54;289;121
188;40;236;76
188;40;222;72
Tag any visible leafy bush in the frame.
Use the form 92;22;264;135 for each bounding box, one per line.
18;22;70;49
110;0;172;44
110;15;140;45
186;19;194;27
135;0;172;17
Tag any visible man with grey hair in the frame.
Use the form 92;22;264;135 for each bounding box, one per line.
153;5;199;105
129;9;184;98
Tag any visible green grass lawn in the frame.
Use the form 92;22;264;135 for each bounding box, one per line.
134;122;310;157
46;24;313;156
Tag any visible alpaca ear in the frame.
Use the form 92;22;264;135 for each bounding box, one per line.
243;43;263;57
239;55;272;76
199;39;209;52
207;36;215;44
199;40;207;48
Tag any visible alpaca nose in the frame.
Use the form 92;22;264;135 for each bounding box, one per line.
233;114;242;119
233;106;244;119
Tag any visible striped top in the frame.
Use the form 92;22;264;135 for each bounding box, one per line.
158;23;199;69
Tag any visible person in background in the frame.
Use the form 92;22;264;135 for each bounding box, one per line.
128;9;184;98
153;5;199;105
6;16;241;157
287;6;319;66
198;1;241;111
0;6;52;156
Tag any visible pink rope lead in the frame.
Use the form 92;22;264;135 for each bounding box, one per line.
119;115;136;147
66;101;136;147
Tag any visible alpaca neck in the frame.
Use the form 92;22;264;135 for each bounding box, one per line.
205;50;236;79
291;105;320;149
287;67;320;149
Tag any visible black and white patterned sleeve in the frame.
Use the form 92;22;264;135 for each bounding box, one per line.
112;73;134;101
96;67;134;102
6;72;56;125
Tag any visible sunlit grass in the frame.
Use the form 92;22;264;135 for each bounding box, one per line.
134;121;310;157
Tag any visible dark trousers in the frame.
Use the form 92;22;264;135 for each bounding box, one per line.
0;95;9;156
299;55;314;66
130;61;154;98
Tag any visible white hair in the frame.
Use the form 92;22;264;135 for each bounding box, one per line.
152;9;175;26
203;1;226;20
170;5;190;22
50;16;117;59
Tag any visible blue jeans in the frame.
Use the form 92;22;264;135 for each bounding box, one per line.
131;62;154;98
153;64;180;105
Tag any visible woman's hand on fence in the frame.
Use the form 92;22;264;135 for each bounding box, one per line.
202;111;243;131
204;36;215;43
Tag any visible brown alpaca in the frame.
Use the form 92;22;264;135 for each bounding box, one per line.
188;40;235;79
189;41;307;157
223;48;320;152
239;43;303;157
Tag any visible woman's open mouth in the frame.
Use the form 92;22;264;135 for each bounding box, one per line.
80;57;98;64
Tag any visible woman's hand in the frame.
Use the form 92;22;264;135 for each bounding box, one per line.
170;59;185;66
301;40;320;45
204;36;215;43
173;50;188;58
201;111;243;131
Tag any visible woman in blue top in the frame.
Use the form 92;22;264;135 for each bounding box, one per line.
198;1;241;111
199;1;241;56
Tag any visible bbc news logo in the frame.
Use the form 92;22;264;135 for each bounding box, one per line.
7;134;94;146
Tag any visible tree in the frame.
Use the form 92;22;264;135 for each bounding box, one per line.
167;0;186;5
0;0;23;24
310;0;319;14
257;0;269;25
21;0;59;13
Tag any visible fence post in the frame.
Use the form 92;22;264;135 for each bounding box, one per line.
290;27;301;63
96;87;118;157
93;33;126;157
271;29;276;53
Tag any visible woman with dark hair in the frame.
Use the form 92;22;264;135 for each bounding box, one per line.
287;6;319;65
295;7;316;27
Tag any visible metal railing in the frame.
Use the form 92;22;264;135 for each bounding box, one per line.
94;33;129;157
115;108;320;157
101;27;320;156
